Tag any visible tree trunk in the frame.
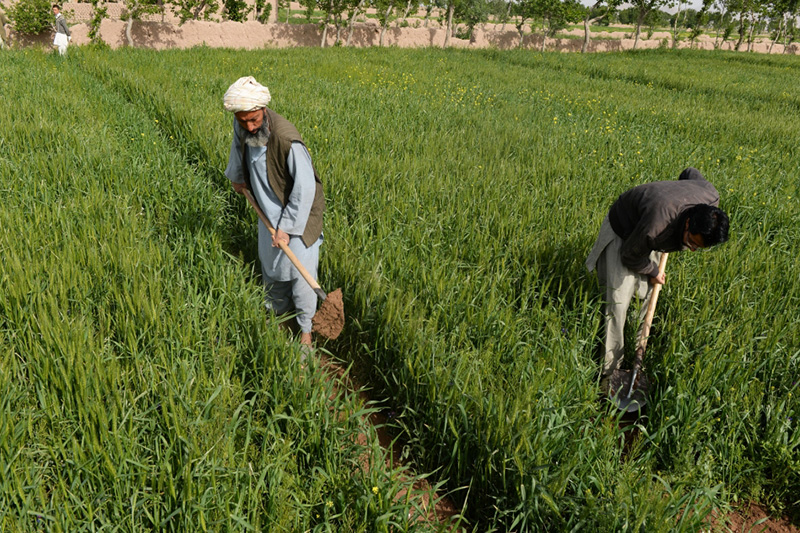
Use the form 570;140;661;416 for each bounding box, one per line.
379;2;393;46
672;2;682;49
746;13;755;52
734;15;745;50
713;7;726;49
321;12;330;47
769;16;784;54
582;2;606;54
633;11;645;49
192;0;206;20
125;15;134;46
516;22;525;48
444;1;454;47
345;0;364;46
500;1;511;31
540;17;547;52
582;14;591;53
399;0;411;25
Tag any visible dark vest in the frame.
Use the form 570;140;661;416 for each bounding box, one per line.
241;108;325;247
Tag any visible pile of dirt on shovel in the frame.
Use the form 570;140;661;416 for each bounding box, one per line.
312;288;344;339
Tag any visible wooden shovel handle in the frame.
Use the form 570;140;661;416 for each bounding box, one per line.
635;252;669;360
242;188;324;295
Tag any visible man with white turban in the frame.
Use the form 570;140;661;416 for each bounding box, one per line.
223;76;325;349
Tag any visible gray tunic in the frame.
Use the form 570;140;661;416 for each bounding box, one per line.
55;13;70;37
225;122;321;283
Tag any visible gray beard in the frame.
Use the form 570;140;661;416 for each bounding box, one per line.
244;118;270;147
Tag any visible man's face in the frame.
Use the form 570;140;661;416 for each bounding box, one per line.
683;219;706;251
235;109;265;134
53;6;59;14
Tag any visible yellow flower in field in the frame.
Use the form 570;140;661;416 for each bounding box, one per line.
372;486;379;495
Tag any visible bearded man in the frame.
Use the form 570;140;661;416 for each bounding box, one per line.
586;167;729;384
223;76;325;349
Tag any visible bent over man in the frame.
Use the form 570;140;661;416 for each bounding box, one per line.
586;167;729;380
223;76;325;348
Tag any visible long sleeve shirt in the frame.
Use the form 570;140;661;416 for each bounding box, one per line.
608;167;720;277
225;123;321;281
55;13;70;36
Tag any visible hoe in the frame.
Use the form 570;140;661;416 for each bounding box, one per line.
609;253;668;413
243;188;344;340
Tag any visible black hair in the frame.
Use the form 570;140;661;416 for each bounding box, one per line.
682;204;729;247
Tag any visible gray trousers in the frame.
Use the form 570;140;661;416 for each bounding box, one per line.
261;266;318;334
586;217;660;376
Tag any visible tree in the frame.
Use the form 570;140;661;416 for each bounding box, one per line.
6;0;51;35
277;0;291;22
171;0;220;23
688;0;712;47
454;0;489;40
784;16;798;52
91;0;110;44
222;0;253;21
628;0;670;48
433;0;486;46
316;0;351;46
766;0;799;52
711;0;735;47
372;0;397;46
581;0;621;53
344;0;366;45
121;0;162;46
511;0;533;46
486;0;513;30
397;0;420;26
253;0;273;22
539;0;582;50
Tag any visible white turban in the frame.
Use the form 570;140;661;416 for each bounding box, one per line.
223;76;272;113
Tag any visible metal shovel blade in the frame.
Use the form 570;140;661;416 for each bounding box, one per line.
608;369;649;413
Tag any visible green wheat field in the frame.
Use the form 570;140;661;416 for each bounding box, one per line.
0;46;798;531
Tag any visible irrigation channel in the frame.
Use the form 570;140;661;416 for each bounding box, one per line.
70;54;465;528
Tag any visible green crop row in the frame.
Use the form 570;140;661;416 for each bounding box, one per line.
0;51;445;532
2;46;798;531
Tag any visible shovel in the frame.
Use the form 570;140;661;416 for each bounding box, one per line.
609;252;668;412
242;188;344;340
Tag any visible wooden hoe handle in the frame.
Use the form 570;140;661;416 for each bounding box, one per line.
242;188;326;300
636;252;669;357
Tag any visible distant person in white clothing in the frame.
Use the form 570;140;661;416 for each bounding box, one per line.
52;4;70;56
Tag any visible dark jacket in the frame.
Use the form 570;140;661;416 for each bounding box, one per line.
608;167;720;277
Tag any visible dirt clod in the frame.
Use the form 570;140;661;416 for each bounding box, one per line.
312;288;344;339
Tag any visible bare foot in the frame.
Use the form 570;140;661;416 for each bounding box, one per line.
300;332;313;347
